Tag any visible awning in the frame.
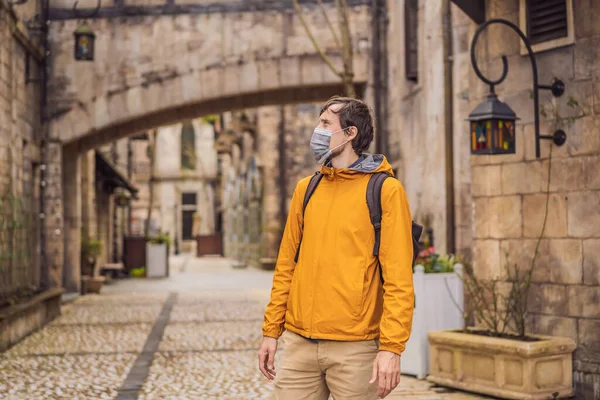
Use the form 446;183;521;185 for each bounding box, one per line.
95;151;138;198
451;0;485;24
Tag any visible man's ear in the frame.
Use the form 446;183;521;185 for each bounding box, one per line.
346;126;358;140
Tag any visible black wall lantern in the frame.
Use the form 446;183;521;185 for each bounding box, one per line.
74;23;95;61
469;19;567;158
72;0;100;61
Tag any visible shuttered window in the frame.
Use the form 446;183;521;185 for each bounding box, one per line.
526;0;568;45
181;122;196;170
405;0;418;82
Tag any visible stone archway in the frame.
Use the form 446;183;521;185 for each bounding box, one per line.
48;2;372;151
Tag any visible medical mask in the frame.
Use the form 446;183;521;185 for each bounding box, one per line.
310;127;352;164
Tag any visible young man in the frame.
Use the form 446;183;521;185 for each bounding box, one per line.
258;96;414;399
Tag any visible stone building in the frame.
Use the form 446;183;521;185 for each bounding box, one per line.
0;0;59;351
215;103;323;269
387;0;600;396
128;118;218;254
2;0;598;396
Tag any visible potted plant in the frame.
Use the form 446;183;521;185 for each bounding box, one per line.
427;251;576;399
401;244;464;379
146;232;170;278
80;236;105;294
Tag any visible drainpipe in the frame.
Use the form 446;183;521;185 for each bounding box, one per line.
39;0;50;290
371;0;383;153
442;0;456;254
371;0;390;155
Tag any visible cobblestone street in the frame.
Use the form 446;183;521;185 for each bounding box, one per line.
0;256;488;400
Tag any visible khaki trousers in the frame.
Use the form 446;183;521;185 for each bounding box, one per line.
274;331;379;400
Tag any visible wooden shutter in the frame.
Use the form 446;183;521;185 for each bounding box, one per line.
526;0;568;45
405;0;418;82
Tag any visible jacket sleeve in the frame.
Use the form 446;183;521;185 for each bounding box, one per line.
377;179;415;355
262;180;306;339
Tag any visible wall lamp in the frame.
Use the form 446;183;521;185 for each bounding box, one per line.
468;18;567;158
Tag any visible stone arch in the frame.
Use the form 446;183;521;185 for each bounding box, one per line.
48;4;372;152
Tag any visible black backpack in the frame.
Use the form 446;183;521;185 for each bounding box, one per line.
293;171;423;283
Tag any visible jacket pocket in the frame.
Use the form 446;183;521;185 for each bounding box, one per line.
286;264;302;327
354;263;368;319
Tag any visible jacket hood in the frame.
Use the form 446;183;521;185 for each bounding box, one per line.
320;153;394;179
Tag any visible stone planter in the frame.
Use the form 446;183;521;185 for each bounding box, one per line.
427;329;576;399
81;276;106;294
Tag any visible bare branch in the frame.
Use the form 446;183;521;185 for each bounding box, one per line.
335;0;355;97
317;0;342;51
293;0;342;78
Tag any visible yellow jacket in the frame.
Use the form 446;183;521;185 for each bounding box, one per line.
262;154;414;355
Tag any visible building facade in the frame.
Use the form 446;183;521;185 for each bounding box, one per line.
387;0;600;396
129;118;218;254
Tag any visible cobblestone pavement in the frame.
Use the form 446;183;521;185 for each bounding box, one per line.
0;255;490;400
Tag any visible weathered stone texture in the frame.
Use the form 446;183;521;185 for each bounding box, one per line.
501;161;549;195
567;191;600;238
523;194;568;238
471;165;501;197
578;319;600;363
499;239;550;283
548;239;584;284
583;239;600;285
484;196;522;239
568;285;600;318
528;283;569;317
528;314;578;343
472;239;500;279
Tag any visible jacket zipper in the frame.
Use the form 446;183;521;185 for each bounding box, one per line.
309;170;337;338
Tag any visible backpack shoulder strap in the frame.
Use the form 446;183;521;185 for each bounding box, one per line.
367;172;424;265
293;172;324;263
302;172;324;217
366;172;391;257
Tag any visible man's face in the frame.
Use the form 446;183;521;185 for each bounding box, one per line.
318;104;347;151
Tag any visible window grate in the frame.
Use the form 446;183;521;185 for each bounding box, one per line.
526;0;568;45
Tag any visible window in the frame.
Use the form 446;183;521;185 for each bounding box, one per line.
181;192;197;240
181;122;196;170
520;0;574;53
405;0;419;82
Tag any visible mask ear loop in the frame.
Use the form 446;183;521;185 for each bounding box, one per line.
332;126;356;151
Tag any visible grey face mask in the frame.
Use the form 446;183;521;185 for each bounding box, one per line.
310;127;352;164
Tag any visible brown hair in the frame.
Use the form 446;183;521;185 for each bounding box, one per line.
320;96;374;155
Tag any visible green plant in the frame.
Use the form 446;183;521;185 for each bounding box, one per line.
130;266;146;278
414;246;460;274
81;236;103;277
148;232;171;246
201;114;219;125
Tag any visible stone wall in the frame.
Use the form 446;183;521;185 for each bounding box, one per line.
464;1;600;397
0;1;49;297
386;0;473;257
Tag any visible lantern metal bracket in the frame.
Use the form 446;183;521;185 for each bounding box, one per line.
73;0;101;19
470;18;567;158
